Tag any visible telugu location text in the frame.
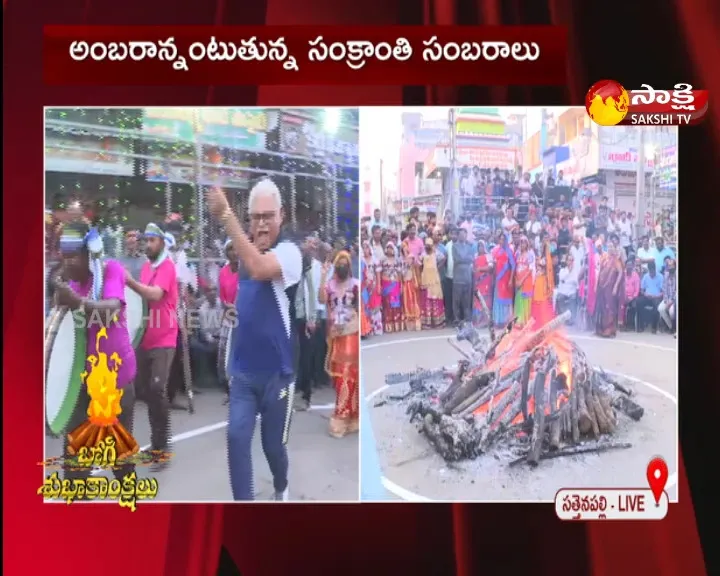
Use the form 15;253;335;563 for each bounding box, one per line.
554;488;669;521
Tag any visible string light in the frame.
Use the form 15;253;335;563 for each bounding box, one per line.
46;107;360;247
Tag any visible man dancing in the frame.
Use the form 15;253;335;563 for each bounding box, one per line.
51;222;137;484
125;222;179;470
206;179;302;501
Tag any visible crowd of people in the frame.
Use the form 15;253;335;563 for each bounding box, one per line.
360;173;677;340
46;179;360;501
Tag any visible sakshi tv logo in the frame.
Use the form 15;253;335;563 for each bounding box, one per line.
585;80;709;127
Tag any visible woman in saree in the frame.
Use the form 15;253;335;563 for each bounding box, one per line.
400;240;421;331
594;244;624;338
578;237;598;329
320;251;360;438
380;242;403;333
531;233;555;327
418;237;446;328
361;240;383;336
514;235;536;328
472;240;494;327
491;229;516;328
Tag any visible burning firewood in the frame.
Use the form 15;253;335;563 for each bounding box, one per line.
381;314;646;467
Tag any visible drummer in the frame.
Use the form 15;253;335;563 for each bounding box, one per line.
124;222;179;470
51;222;137;484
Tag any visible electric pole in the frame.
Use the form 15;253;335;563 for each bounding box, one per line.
448;107;458;218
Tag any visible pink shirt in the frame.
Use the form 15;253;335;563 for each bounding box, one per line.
405;236;424;261
218;264;239;305
625;271;640;301
140;258;179;349
69;260;136;388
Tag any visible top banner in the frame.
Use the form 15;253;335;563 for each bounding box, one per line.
143;108;267;149
44;26;567;86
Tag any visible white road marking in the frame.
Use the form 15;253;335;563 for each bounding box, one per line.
363;335;678;503
86;402;334;476
362;333;677;353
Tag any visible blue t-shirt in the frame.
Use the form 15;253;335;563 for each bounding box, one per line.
229;240;302;377
641;272;664;298
652;247;675;273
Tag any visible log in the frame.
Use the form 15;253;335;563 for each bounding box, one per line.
421;413;452;457
443;371;494;415
597;370;634;396
519;356;532;423
583;382;600;437
484;316;518;361
549;418;562;451
496;398;523;429
517;311;571;354
527;369;548;465
598;393;617;427
586;385;612;435
509;441;633;467
570;389;580;444
488;382;521;426
438;361;470;404
576;380;594;436
612;395;645;421
66;420;94;455
453;386;492;416
446;338;472;361
457;374;517;418
475;289;495;343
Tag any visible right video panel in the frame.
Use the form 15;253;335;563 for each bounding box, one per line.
359;107;678;503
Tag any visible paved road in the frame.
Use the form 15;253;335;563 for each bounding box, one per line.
362;327;678;502
45;386;358;502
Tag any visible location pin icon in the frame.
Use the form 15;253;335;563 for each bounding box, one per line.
646;457;669;506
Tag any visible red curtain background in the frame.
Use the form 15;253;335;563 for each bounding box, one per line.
3;0;715;575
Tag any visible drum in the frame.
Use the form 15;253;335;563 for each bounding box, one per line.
125;286;148;349
45;307;87;435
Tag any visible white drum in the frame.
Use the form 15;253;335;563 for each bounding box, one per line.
45;307;86;435
224;329;232;378
125;286;148;349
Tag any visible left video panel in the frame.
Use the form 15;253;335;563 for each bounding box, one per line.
42;107;361;504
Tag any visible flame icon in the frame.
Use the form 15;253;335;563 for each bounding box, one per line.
83;328;123;425
66;327;139;461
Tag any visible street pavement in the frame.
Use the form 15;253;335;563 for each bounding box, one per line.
362;326;678;502
45;386;359;502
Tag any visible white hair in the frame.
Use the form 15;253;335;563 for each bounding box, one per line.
248;178;282;211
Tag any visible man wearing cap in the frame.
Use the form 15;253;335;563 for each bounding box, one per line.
206;180;302;502
125;222;179;469
50;222;137;484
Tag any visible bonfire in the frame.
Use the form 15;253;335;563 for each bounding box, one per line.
381;309;646;467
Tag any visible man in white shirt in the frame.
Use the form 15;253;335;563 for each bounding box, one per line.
525;213;542;236
636;237;655;272
555;254;581;324
555;170;568;186
572;209;587;239
617;212;633;257
569;235;586;274
369;224;385;261
501;207;518;233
